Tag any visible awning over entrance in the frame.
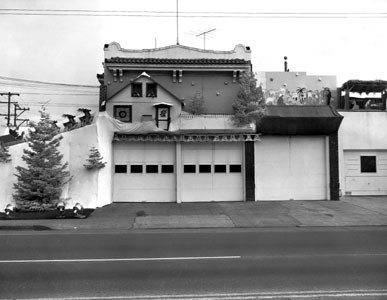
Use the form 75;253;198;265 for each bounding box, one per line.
258;105;343;135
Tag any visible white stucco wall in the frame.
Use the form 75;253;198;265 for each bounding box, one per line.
338;111;387;195
338;112;387;150
0;113;115;211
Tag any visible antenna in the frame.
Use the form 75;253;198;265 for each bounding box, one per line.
196;28;216;49
176;0;179;45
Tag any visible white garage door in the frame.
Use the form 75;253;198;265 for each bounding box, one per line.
344;150;387;195
181;143;244;202
256;136;327;200
113;142;176;202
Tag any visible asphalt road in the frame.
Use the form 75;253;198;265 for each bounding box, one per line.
0;227;386;299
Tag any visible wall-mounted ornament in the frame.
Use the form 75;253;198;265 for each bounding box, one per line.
119;69;123;82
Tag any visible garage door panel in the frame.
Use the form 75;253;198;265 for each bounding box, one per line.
344;150;387;195
113;142;176;202
213;174;243;188
182;143;244;202
114;188;175;202
256;136;326;200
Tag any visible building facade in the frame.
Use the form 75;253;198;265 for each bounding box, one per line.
338;80;387;196
0;43;345;210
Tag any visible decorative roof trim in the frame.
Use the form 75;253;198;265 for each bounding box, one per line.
105;57;249;65
153;102;173;107
107;72;183;103
104;42;251;60
113;133;260;143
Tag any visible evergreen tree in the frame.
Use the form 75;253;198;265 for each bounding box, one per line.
185;92;207;115
13;110;71;210
0;143;11;163
83;147;106;170
231;72;266;127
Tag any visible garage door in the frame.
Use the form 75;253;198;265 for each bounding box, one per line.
256;136;327;200
113;142;176;202
344;150;387;195
181;143;244;202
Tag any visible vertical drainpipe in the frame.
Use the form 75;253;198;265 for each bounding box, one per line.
245;140;255;201
325;136;331;200
176;141;182;203
329;132;340;200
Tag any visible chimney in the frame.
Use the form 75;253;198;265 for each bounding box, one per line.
284;56;289;72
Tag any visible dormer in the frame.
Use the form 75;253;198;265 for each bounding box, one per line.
105;73;183;130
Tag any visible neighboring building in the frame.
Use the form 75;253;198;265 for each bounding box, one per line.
338;80;387;196
254;68;341;200
257;71;337;107
256;105;342;200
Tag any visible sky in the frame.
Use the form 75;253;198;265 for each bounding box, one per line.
1;0;387;125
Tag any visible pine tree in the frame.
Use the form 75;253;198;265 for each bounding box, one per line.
185;92;207;115
0;143;11;163
83;147;106;170
13;110;71;211
231;72;266;127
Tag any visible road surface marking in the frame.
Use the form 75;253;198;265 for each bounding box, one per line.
0;252;386;263
3;289;387;299
0;255;241;263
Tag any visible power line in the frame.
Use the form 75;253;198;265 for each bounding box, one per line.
1;9;387;15
0;82;99;93
0;9;386;18
14;93;98;96
0;76;98;88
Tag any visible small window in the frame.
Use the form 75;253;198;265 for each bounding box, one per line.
229;164;242;173
361;156;376;173
114;106;132;123
199;164;211;173
161;165;174;173
130;165;143;173
146;165;159;173
214;164;227;173
184;165;196;173
132;83;142;97
115;165;127;173
146;83;157;98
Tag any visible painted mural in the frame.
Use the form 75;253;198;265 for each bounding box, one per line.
264;87;333;106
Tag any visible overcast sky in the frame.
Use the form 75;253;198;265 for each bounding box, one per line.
1;0;387;124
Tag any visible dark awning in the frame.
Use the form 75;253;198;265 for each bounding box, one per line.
258;105;343;135
341;80;387;94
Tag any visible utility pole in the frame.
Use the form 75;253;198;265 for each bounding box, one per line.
176;0;179;45
0;92;19;127
13;103;30;128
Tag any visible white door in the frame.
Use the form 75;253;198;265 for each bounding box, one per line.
113;142;176;202
256;136;327;200
344;150;387;195
181;143;244;202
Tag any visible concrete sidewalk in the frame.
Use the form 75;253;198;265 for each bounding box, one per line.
1;196;387;231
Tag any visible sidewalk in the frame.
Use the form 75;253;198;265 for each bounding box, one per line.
1;196;387;231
